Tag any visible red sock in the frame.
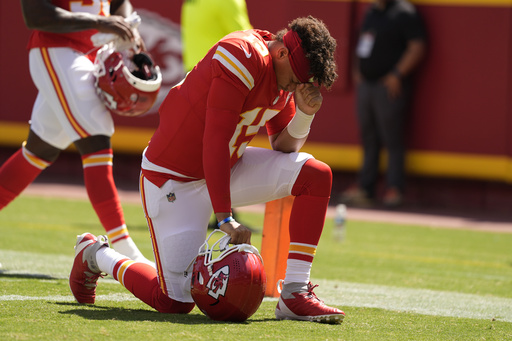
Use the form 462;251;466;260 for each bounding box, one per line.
113;259;195;313
82;149;125;232
0;145;50;209
288;159;332;263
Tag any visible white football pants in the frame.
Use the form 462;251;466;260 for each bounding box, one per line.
29;47;114;149
140;146;313;302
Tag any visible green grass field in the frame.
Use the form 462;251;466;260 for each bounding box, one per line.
1;194;511;340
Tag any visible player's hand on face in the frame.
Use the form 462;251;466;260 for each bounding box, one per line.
294;83;323;115
219;221;252;245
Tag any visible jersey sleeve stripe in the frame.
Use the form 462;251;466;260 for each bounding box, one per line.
213;46;254;89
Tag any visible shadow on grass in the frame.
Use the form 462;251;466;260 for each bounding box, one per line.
56;302;275;324
0;271;63;280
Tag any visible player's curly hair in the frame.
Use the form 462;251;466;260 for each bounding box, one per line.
276;16;338;89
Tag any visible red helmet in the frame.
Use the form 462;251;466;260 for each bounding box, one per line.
93;44;162;117
190;230;266;322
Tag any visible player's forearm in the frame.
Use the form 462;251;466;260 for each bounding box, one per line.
270;106;316;152
21;0;100;32
269;130;307;153
394;39;426;77
203;118;236;214
111;0;133;17
203;147;232;214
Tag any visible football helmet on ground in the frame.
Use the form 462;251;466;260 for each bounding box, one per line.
190;230;266;322
93;43;162;117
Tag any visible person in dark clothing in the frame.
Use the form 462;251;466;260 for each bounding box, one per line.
341;0;426;207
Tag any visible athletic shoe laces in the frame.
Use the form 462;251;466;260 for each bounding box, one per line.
83;271;104;288
306;282;321;301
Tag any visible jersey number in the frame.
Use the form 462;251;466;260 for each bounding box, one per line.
230;107;279;158
69;0;110;15
242;34;269;58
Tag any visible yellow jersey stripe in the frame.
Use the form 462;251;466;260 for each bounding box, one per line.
214;46;254;89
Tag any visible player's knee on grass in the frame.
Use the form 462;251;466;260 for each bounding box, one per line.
154;294;195;314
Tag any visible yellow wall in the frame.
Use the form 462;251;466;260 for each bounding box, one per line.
3;120;510;182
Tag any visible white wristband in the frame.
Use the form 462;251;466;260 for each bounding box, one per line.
286;107;315;139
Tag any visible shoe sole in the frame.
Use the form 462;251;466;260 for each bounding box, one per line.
276;309;345;324
275;298;345;324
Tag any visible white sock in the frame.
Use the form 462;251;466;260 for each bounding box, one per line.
111;237;155;268
284;259;311;285
112;237;144;259
96;247;127;276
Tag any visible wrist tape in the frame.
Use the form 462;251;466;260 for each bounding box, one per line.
287;107;315;139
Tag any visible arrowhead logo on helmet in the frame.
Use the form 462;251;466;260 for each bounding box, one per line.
206;265;229;300
190;230;266;322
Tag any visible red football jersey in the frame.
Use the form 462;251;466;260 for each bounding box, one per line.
144;29;296;212
27;0;111;55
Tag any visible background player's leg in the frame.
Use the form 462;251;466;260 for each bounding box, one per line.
75;135;153;265
0;131;58;209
